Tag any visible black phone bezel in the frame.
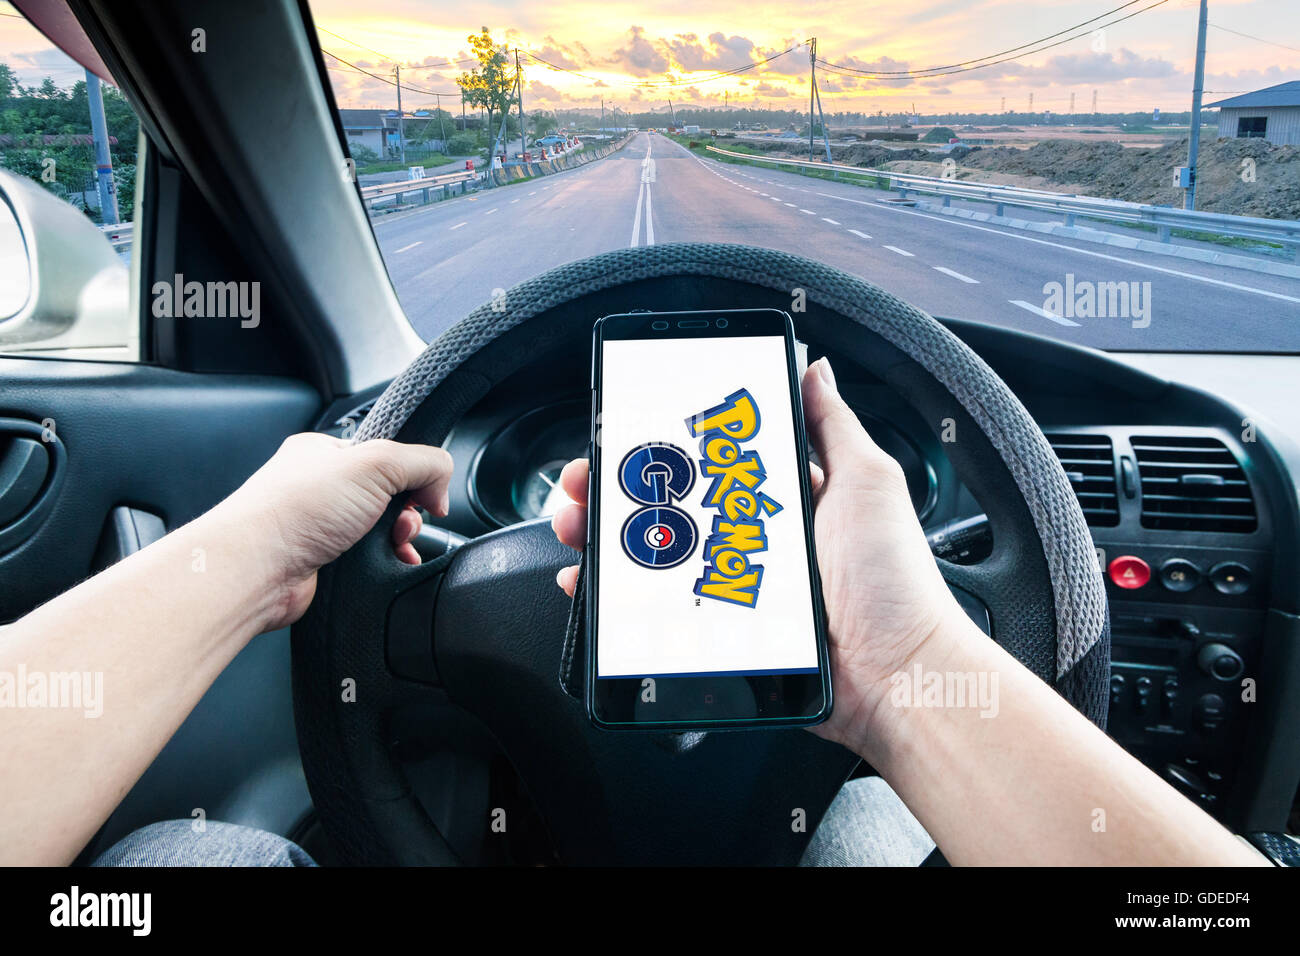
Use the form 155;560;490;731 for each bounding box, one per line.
586;308;832;731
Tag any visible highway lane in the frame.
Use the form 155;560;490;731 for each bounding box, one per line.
375;132;1300;351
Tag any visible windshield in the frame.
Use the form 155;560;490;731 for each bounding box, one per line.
3;2;1297;352
311;0;1300;353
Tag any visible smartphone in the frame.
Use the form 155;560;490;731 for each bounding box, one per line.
586;308;831;731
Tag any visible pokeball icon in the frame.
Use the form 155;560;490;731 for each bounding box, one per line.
644;523;675;550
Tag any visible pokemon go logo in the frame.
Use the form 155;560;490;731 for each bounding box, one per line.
686;389;782;607
617;388;782;608
617;443;698;569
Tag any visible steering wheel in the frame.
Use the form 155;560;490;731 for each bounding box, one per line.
292;243;1109;866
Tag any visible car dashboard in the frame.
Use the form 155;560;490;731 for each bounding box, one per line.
325;314;1300;836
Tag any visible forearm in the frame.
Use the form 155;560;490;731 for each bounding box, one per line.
0;504;281;865
862;618;1265;866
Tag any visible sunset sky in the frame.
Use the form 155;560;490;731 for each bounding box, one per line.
3;0;1298;115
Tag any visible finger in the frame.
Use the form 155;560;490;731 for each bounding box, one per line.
558;458;589;506
392;504;421;548
551;501;587;552
394;541;422;565
809;461;825;495
800;358;883;476
359;441;455;517
556;564;579;597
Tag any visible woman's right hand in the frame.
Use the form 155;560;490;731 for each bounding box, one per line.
550;357;979;762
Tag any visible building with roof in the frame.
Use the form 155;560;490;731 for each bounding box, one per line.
1207;81;1300;146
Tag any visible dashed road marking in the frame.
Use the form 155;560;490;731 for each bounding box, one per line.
394;241;422;254
933;266;979;283
1010;299;1080;327
884;245;914;257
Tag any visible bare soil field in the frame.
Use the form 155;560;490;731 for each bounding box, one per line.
725;134;1298;220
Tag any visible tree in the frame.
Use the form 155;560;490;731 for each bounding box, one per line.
0;63;18;101
529;111;557;141
456;28;515;158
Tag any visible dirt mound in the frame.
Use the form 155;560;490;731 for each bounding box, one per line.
950;138;1299;220
832;142;934;166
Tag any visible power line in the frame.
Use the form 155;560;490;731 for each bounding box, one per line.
316;25;477;71
522;45;799;90
321;49;459;96
820;0;1169;78
821;0;1170;80
1209;23;1300;55
316;25;395;63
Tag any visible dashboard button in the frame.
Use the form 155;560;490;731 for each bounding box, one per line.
1197;643;1245;681
1159;558;1201;593
1209;561;1252;596
1108;555;1151;590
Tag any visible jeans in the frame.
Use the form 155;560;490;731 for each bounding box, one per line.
92;777;930;866
91;820;316;867
800;776;936;867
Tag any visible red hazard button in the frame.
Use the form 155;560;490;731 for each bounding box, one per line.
1108;555;1151;590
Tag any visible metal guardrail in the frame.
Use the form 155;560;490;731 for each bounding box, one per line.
359;170;478;208
705;145;1300;258
98;221;134;250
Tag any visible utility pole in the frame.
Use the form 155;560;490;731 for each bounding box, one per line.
1069;92;1076;119
1092;89;1098;117
436;92;446;149
394;64;406;164
601;97;605;132
808;39;816;161
515;48;525;159
85;68;118;224
1000;96;1006;113
1184;0;1208;210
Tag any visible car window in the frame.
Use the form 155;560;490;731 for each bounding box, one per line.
0;8;139;359
315;1;1300;354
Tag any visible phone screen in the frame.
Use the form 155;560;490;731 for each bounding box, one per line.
593;319;823;698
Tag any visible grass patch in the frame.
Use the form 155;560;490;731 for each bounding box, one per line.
358;153;465;174
675;134;894;192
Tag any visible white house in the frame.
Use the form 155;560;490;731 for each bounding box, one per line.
1207;81;1300;146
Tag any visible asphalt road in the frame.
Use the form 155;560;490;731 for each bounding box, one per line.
375;132;1300;351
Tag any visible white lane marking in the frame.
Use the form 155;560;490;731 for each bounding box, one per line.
760;193;769;197
849;229;872;239
822;217;840;225
450;222;467;231
813;190;1300;305
630;181;646;248
799;208;816;215
510;198;520;204
485;208;498;215
770;196;781;201
1010;299;1081;327
528;191;537;196
783;202;796;207
933;266;979;283
645;180;655;245
884;245;915;257
393;241;422;254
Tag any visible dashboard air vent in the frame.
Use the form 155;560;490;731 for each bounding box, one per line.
1132;435;1256;533
1045;433;1119;527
